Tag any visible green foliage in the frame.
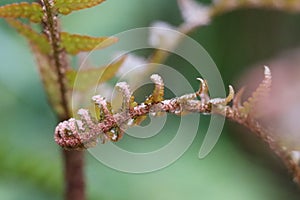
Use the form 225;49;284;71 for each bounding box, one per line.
6;19;51;54
32;45;67;117
1;0;120;117
54;0;105;15
6;19;118;55
0;2;43;23
60;32;118;55
0;0;116;57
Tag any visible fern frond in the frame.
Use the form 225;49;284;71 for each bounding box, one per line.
0;2;43;23
60;32;118;55
54;0;105;15
54;74;227;149
66;56;126;90
6;19;51;54
30;44;66;117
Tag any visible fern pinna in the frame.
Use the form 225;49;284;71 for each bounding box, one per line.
0;1;122;200
0;0;122;120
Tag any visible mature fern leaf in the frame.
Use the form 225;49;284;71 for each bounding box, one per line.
54;0;105;15
60;32;118;55
0;2;43;23
31;45;66;117
66;56;126;90
7;21;116;63
6;19;51;54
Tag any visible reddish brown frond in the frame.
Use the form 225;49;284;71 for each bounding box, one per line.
60;32;118;55
6;19;51;54
0;2;43;23
54;0;105;15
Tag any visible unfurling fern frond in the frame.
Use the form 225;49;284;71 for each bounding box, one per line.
55;74;234;149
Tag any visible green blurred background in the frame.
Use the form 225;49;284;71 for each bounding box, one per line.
1;0;300;199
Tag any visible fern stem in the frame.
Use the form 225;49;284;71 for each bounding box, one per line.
63;150;85;200
40;0;70;119
39;1;85;200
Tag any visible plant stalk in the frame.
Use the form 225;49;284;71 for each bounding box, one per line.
39;0;86;199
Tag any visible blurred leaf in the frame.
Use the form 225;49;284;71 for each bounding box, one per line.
6;19;51;54
60;32;118;55
0;2;43;23
54;0;105;15
31;44;66;117
66;56;126;91
6;21;118;55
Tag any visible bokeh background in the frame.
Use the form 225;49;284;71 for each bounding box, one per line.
1;0;300;199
